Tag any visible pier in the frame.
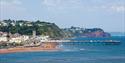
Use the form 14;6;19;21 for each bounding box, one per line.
40;40;121;45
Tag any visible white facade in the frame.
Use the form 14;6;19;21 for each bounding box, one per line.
19;23;23;26
11;22;16;26
9;36;29;43
36;36;49;42
2;22;7;26
0;37;7;42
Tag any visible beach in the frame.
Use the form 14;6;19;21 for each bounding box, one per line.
0;47;60;54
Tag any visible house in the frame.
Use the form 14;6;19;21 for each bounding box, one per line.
9;35;29;44
0;37;7;42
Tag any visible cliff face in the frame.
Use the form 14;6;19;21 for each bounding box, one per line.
83;31;111;37
62;27;111;37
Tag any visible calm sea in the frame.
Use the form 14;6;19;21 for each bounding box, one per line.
0;36;125;63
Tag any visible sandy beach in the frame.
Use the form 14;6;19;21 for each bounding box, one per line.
0;47;60;54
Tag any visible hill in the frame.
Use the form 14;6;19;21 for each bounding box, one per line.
0;19;66;39
62;26;111;37
0;19;111;38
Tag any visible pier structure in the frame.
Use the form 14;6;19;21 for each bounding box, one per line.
22;34;121;47
40;40;120;42
40;40;121;45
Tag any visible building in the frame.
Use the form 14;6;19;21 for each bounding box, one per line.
0;37;8;42
9;35;29;44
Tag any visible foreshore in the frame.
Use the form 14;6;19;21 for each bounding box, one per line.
0;47;60;54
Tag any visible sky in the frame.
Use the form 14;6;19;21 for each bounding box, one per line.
0;0;125;32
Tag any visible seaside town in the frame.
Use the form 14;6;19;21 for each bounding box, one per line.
0;30;53;48
0;19;119;53
0;0;124;63
0;30;62;54
0;19;68;51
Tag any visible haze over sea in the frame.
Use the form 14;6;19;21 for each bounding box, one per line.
0;33;125;63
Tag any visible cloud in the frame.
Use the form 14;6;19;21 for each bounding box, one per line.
41;0;83;10
96;5;125;13
41;0;125;13
110;5;125;12
0;0;26;19
92;5;125;13
42;0;61;7
12;0;22;5
0;0;25;11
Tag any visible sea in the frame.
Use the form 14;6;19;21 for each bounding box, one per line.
0;36;125;63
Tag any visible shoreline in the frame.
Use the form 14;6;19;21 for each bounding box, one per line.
0;47;60;54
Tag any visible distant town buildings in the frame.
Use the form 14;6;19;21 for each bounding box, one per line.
0;31;51;46
0;31;30;43
0;37;8;42
9;35;29;44
0;32;8;42
0;20;36;27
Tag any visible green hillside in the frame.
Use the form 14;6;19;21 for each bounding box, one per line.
0;19;67;39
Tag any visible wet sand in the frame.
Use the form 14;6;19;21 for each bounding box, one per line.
0;47;60;54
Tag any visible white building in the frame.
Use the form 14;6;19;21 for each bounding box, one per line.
0;37;8;42
19;23;23;26
9;35;29;43
36;35;49;42
11;22;16;26
0;31;8;37
2;22;8;26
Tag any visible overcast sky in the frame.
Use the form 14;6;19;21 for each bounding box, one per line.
0;0;125;32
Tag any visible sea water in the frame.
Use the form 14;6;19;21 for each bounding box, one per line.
0;36;125;63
